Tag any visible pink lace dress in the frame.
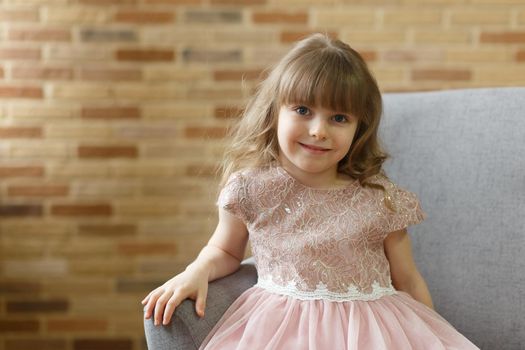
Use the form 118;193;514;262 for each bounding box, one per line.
200;166;478;350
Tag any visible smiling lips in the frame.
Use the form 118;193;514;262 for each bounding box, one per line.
298;142;331;154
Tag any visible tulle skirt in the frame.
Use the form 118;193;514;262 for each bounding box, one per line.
200;286;479;350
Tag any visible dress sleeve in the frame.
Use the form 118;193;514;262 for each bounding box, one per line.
383;180;426;233
216;171;249;223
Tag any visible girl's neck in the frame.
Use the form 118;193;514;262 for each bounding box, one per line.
277;158;351;190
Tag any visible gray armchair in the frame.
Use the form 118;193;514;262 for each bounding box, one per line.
144;87;525;350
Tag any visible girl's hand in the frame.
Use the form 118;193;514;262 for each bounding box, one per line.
141;265;210;326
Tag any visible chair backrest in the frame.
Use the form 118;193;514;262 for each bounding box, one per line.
380;87;525;350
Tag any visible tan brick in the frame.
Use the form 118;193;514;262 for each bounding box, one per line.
213;30;275;44
0;127;42;138
185;126;227;138
47;124;111;139
5;338;66;350
116;200;179;217
48;163;109;178
69;260;135;276
10;104;78;121
0;220;72;237
45;6;110;24
0;166;44;178
412;69;472;81
7;185;68;197
115;10;175;23
11;66;73;80
211;0;265;4
112;125;178;139
342;30;407;45
118;241;177;255
10;142;70;158
47;318;107;332
0;86;43;99
215;105;243;119
480;31;525;44
42;279;112;295
78;224;137;236
52;239;116;257
450;9;509;25
116;49;174;61
109;162;180;178
142;104;208;120
72;181;137;198
414;30;471;44
253;10;308;24
383;49;443;62
82;106;140;120
112;84;185;100
80;68;141;81
372;67;406;83
51;84;111;99
145;0;201;3
518;10;525;25
186;87;243;100
51;204;112;217
383;9;442;26
446;48;510;63
47;45;111;61
315;9;374;27
8;28;70;42
2;260;67;277
214;69;263;81
6;0;67;4
469;0;524;3
79;0;135;3
474;67;525;84
0;9;39;22
143;67;209;82
0;48;40;60
182;48;241;63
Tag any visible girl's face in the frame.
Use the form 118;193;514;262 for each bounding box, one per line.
277;104;358;181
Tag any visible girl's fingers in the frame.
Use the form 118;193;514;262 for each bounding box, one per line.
195;285;208;318
162;292;185;325
153;291;174;326
143;292;160;319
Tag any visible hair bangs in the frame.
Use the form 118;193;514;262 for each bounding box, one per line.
277;50;365;118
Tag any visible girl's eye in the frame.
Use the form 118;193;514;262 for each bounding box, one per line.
295;106;310;116
333;114;349;123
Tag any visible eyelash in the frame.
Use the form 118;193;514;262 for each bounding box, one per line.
293;106;350;123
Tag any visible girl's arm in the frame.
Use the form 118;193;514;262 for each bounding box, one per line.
142;207;249;325
384;229;434;309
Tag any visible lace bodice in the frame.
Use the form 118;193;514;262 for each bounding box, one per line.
217;166;425;301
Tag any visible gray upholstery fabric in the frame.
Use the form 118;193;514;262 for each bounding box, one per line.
144;87;525;350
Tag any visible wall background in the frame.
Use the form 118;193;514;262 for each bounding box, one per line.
0;0;524;349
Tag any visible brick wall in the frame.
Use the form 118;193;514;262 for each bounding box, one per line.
0;0;524;349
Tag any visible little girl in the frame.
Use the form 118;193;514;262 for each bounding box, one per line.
142;34;479;349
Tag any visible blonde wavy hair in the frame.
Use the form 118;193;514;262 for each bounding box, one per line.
219;33;390;196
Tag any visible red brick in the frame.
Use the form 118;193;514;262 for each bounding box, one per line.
517;50;525;61
0;205;43;217
480;31;525;44
78;224;137;236
412;69;472;81
116;49;174;61
0;86;43;98
8;29;71;42
80;68;141;81
0;127;42;138
73;339;133;350
184;126;227;138
7;300;68;313
253;11;307;24
78;146;138;158
47;318;107;332
359;50;378;62
12;67;73;80
5;339;66;350
214;106;243;119
0;319;39;333
0;281;41;294
281;31;338;43
0;48;40;60
115;11;175;23
51;204;112;217
81;106;140;120
8;185;69;197
214;69;263;81
118;242;177;255
0;67;4;78
0;166;44;178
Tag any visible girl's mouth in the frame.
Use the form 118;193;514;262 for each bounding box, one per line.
298;142;331;153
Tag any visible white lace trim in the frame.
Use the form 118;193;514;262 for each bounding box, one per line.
255;276;397;302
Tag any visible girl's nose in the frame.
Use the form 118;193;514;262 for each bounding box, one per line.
309;119;327;140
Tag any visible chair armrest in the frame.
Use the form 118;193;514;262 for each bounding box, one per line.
144;259;257;350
